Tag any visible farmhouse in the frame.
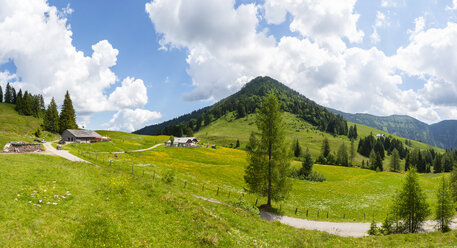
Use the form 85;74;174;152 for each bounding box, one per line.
165;137;199;147
2;142;42;153
376;134;385;138
61;129;102;143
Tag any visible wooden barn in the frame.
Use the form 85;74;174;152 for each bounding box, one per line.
61;129;101;144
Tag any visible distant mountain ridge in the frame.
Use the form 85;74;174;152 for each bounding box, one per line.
327;108;457;149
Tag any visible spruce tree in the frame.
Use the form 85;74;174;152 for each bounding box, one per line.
375;152;383;171
293;139;302;157
12;87;16;104
435;176;454;232
0;85;3;102
300;148;313;177
390;168;430;233
4;83;12;103
390;148;400;172
321;137;330;158
44;98;60;133
22;91;32;115
244;94;292;207
14;90;23;114
59;91;78;133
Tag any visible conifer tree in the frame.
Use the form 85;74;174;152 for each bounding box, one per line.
450;164;457;203
390;168;430;233
435;176;454;232
22;91;32;115
0;85;2;102
300;148;313;177
293;139;302;157
375;152;383;171
350;140;355;166
12;87;16;104
44;98;60;133
369;149;376;170
244;94;292;207
4;83;12;103
337;142;349;166
390;148;400;172
321;137;330;158
59;91;78;133
14;90;23;114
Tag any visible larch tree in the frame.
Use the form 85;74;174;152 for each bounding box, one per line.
44;97;60;133
337;142;349;166
390;148;400;172
244;94;292;207
390;168;430;233
59;91;78;133
435;175;454;232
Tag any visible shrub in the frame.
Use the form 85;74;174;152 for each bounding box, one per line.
162;169;175;184
368;219;379;235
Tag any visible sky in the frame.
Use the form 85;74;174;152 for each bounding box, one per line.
1;0;457;131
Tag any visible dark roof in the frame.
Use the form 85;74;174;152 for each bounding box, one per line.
64;129;101;138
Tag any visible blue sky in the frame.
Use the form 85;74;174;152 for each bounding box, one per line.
1;0;457;131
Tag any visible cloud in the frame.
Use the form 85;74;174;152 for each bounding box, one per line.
446;0;457;10
394;22;457;107
107;108;162;132
0;0;160;131
264;0;364;51
109;77;148;109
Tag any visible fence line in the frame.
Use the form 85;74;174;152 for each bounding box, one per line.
75;149;373;222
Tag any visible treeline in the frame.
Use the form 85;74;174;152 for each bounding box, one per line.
152;76;349;137
1;83;77;134
1;83;45;118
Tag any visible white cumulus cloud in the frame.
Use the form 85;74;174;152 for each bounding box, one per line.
0;0;160;131
107;109;162;132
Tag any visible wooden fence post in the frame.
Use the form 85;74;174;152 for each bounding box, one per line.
228;192;231;199
184;181;187;188
343;213;346;219
295;208;298;215
327;212;329;218
202;184;204;192
216;187;219;196
306;209;308;217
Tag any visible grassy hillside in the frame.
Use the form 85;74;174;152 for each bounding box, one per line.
194;111;442;168
1;153;456;247
0;103;60;147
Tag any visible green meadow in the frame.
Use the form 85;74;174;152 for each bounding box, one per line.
1;153;457;247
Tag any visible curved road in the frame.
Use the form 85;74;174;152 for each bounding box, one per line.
43;142;89;163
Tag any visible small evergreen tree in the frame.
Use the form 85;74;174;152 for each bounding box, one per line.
321;137;330;158
390;168;430;233
43;98;60;133
293;139;302;157
337;142;348;166
12;87;16;104
350;140;355;166
300;148;313;177
369;149;376;170
0;85;2;102
375;152;383;171
22;91;32;115
4;83;12;103
435;176;454;232
390;148;400;172
14;90;23;114
59;91;78;133
235;139;240;148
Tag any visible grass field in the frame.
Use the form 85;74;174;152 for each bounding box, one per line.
66;140;445;223
195;111;443;170
0;103;60;147
1;153;457;247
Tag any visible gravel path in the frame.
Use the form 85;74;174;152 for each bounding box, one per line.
43;142;90;163
130;143;162;153
193;194;457;237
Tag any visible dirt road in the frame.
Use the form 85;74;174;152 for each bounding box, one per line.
43;142;89;163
